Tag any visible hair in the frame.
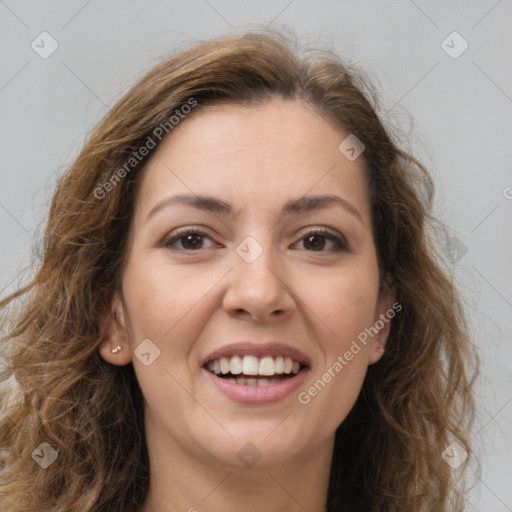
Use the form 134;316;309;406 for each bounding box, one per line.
0;28;478;511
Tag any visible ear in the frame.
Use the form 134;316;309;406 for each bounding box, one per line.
98;291;132;366
368;276;397;365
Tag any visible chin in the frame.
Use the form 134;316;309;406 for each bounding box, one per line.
195;425;314;471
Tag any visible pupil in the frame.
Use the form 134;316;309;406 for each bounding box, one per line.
305;234;324;250
183;234;202;249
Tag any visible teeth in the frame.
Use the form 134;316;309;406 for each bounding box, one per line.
206;354;303;377
242;355;259;375
259;356;275;376
220;357;230;374
229;355;243;375
231;377;282;386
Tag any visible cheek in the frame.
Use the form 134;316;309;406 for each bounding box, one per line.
121;256;214;365
126;248;212;315
311;259;380;347
296;258;379;422
121;259;211;420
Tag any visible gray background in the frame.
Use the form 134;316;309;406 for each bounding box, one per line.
1;1;511;509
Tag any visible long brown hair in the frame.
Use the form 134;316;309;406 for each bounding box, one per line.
0;28;478;511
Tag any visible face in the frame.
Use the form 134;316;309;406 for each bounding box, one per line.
100;98;393;471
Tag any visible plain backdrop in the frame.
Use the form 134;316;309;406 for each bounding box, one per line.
1;1;511;509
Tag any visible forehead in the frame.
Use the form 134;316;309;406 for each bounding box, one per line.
135;99;371;223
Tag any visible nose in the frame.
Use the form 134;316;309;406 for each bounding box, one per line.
222;240;296;324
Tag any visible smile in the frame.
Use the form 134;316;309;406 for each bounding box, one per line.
205;355;304;386
202;341;310;404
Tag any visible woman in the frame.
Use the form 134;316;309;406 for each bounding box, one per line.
0;29;478;511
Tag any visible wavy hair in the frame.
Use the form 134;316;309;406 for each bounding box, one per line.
0;28;478;511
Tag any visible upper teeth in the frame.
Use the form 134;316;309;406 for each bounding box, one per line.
206;355;301;376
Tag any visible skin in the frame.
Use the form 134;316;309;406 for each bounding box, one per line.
99;98;393;512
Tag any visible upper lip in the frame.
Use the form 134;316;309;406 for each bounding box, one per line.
202;342;311;367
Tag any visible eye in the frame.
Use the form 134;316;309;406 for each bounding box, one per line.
160;227;348;253
295;228;348;252
161;228;216;251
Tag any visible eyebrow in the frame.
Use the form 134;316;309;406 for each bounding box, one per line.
145;193;363;223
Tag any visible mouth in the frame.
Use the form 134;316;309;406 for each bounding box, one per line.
201;342;310;404
204;355;307;386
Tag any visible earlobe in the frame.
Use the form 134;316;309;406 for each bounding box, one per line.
368;340;387;365
368;277;396;365
97;291;132;366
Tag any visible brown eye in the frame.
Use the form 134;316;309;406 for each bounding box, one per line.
161;229;215;251
297;229;348;252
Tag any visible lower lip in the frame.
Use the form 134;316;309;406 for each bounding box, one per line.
203;368;309;405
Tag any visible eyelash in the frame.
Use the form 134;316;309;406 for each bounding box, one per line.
160;227;348;253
